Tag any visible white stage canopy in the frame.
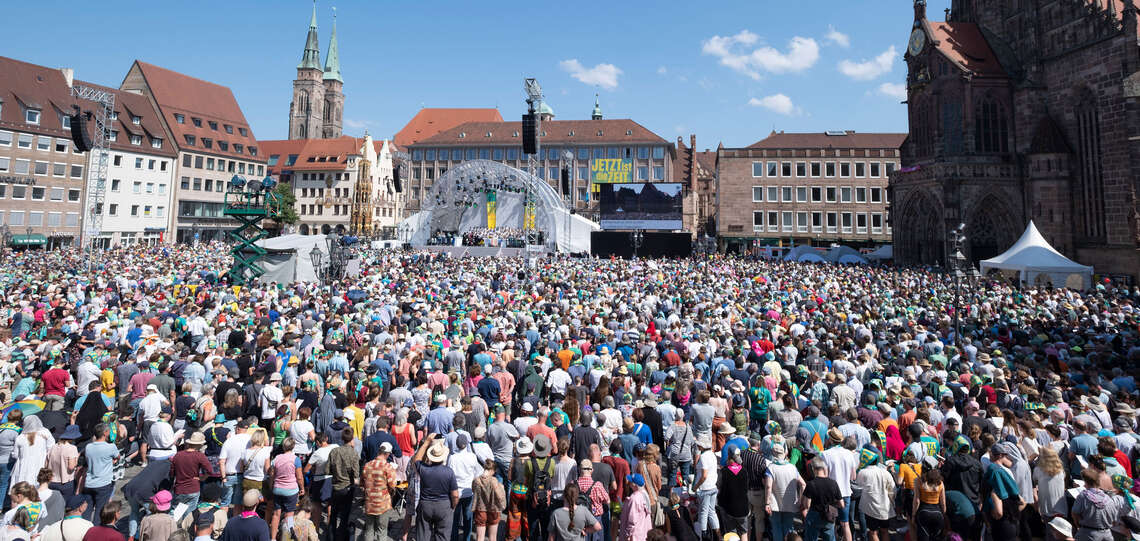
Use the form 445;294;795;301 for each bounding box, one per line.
980;221;1093;290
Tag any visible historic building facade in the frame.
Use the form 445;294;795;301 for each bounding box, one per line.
718;131;903;252
288;3;344;140
891;0;1140;279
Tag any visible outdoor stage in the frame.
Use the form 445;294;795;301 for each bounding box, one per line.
423;245;547;258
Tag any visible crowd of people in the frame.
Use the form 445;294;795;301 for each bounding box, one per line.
0;242;1137;541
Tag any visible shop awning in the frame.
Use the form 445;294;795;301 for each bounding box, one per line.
9;234;47;246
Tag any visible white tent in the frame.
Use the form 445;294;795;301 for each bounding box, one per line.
825;245;867;264
980;221;1093;290
783;245;819;262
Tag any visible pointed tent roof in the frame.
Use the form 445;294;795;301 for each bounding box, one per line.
980;221;1092;274
323;8;342;83
298;1;322;71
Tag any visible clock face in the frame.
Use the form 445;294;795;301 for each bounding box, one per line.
909;29;926;56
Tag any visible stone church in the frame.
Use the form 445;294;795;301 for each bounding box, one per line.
288;3;344;140
890;0;1140;280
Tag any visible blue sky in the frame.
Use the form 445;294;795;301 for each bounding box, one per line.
5;0;950;148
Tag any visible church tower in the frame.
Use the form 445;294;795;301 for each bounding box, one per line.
320;8;344;139
591;94;603;120
289;2;326;140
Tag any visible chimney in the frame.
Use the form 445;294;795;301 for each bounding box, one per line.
60;68;74;89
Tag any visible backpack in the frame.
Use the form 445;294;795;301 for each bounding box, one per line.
529;457;554;509
577;480;600;511
186;396;210;430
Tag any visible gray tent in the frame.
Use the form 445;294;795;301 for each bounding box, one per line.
250;234;331;283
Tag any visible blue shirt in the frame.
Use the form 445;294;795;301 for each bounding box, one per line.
422;406;454;436
85;441;119;488
73;393;113;412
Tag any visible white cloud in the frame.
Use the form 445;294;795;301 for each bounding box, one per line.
878;82;907;101
826;25;850;48
558;59;622;90
838;46;897;80
344;118;370;130
748;94;799;116
702;31;819;79
657;66;668;75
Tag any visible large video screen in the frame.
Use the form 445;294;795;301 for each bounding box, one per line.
598;182;683;230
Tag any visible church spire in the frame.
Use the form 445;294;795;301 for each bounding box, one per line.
591;93;603;120
298;0;322;71
323;7;343;83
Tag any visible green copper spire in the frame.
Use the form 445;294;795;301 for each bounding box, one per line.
323;7;343;83
298;0;321;71
591;93;603;120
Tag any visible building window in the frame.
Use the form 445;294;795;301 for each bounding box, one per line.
174;113;185;124
855;162;865;177
752;162;763;177
507;148;518;160
767;211;779;232
18;134;32;149
206;158;214;171
652;147;665;159
871;213;883;232
840;187;852;203
0;131;11;146
52;163;65;177
157;206;164;217
13;159;30;174
205;179;214;191
28;212;43;226
870;162;881;177
781;186;793;202
144;206;152;216
50;187;64;201
54;139;67;152
841;212;852;232
752;211;764;231
0;157;8;172
796;187;807;202
1076;95;1105;238
825;162;835;177
148;159;155;170
146;182;154;193
135;157;144;169
752;187;764;202
766;186;778;202
130;205;139;217
208;121;217;130
578;167;587;180
193;178;201;190
11;185;26;199
855;187;866;203
152;138;163;149
652;166;664;180
856;213;867;233
870;187;882;203
796;162;806;177
60;115;70;130
797;212;808;232
492;148;503;160
47;212;61;226
766;162;777;177
811;211;822;231
810;162;821;177
8;211;22;225
181;177;190;190
130;134;142;145
840;162;851;177
638;167;648;180
25;109;40;125
885;163;896;176
781;162;792;177
826;187;837;203
194;156;203;168
68;189;80;202
32;187;45;200
131;115;141;125
33;161;48;176
37;137;50;151
183;155;192;167
826;212;837;232
975;98;1009;153
192;118;202;127
132;181;141;193
465;149;476;160
69;165;82;178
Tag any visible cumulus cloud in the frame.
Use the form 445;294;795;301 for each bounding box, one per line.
825;25;850;48
702;31;820;79
559;59;622;90
878;82;907;101
838;46;897;80
748;94;798;116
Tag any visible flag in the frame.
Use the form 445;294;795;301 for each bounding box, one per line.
486;191;497;230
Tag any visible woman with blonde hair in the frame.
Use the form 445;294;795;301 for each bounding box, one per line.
240;427;273;493
1032;446;1068;520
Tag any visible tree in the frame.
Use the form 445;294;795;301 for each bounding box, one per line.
273;182;299;225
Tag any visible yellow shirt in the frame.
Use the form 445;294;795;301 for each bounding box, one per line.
101;368;116;399
346;405;365;440
898;463;922;490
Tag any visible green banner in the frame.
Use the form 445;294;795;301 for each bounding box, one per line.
591;158;633;184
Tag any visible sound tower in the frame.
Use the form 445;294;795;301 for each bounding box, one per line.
521;113;538;155
69;111;92;153
560;167;571;196
392;165;403;193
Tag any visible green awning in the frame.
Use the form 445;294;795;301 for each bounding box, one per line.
9;234;47;246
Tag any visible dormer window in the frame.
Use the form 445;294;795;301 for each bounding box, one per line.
485;132;492;137
208;121;218;131
192;118;202;127
626;130;633;135
184;134;195;145
129;134;142;145
458;132;466;138
25;109;40;125
249;147;257;156
131;115;141;125
108;130;119;142
597;130;603;136
202;138;213;149
224;125;233;134
569;130;575;136
513;131;519;137
238;127;248;136
151;138;163;149
174;113;185;124
218;141;229;151
234;143;244;153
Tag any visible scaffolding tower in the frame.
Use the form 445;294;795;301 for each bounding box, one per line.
223;176;282;285
70;84;114;252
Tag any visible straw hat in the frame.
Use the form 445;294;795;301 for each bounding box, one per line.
426;441;450;464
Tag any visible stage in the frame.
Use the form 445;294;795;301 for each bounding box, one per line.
424;245;547;258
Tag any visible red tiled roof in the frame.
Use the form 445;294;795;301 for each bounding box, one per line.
393;108;503;147
928;22;1006;77
749;131;906;149
263;135;393;173
123;60;262;162
0;57;79;140
414;118;669;146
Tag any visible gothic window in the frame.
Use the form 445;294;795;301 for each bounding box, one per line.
911;97;934;158
1076;93;1106;239
298;125;307;138
941;101;963;155
974;98;1009;153
324;101;333;122
300;91;310;115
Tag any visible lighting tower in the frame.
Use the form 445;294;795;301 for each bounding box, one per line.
69;84;114;252
523;78;543;245
223;175;282;284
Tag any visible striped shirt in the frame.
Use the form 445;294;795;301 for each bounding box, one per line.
741;448;769;491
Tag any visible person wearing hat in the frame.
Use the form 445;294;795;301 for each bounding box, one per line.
81;422;119;524
44;424;81;501
820;427;858;541
618;472;652;541
218;489;270;540
692;435;721;541
170;431;216;522
362;441;400;541
39;494;93;541
983;443;1022;539
523;434;557;541
138;383;168;425
411;433;458;541
257;372;284;433
138;490;175;541
1047;516;1075;541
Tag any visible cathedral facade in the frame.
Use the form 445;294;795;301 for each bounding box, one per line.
288;4;344;140
890;0;1140;280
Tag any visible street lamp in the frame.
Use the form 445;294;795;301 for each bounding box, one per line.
949;222;968;346
631;230;644;258
309;244;324;284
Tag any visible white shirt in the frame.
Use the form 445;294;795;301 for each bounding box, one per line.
188;317;208;337
855;465;895;520
309;444;338;480
76;362;102;397
448;450;483;496
696;450;718;491
138;393;165;422
146;421;179;460
821;446;858;497
37;517;94;541
545;369;571;395
513;417;539;436
241;446;272;481
219;432;251;475
259;385;283;419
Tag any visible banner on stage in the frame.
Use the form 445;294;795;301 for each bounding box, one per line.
523;201;536;230
590;159;633;184
486;191;497;230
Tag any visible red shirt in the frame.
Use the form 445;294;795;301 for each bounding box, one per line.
170;449;214;495
41;367;71;397
602;456;630;502
82;525;125;541
128;372;155;399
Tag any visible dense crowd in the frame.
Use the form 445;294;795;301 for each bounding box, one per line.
0;243;1138;541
